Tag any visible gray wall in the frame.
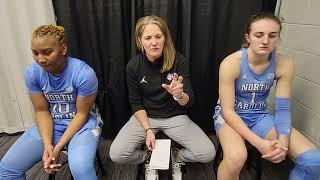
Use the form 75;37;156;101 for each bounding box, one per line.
276;0;320;147
0;0;56;133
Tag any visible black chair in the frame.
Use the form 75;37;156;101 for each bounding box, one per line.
137;131;177;180
214;140;262;180
48;148;105;180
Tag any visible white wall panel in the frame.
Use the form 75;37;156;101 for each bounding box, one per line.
0;0;56;132
280;0;320;25
283;24;320;55
293;77;320;116
292;100;320;147
278;47;320;84
277;0;320;147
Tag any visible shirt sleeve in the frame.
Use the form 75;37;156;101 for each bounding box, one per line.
75;64;98;96
24;64;42;94
175;54;194;107
126;59;144;114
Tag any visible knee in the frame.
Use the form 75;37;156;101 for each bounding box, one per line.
68;157;95;176
109;147;122;163
0;162;24;180
109;142;127;164
0;163;11;178
196;143;216;163
293;150;320;178
224;150;247;171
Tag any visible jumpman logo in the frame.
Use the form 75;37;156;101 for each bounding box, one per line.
267;73;275;80
242;74;247;79
140;76;147;84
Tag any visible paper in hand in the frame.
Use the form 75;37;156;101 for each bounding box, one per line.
149;139;171;170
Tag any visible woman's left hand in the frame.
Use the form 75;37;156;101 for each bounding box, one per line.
261;139;288;163
162;73;184;99
46;146;62;173
145;130;156;151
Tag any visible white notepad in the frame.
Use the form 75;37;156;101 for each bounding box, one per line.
149;139;171;170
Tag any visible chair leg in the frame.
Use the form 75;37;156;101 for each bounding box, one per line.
256;156;262;180
213;143;222;173
48;160;70;180
96;150;105;176
48;174;55;180
246;142;262;180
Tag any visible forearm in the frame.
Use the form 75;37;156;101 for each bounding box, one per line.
278;135;289;148
55;113;89;150
224;110;263;148
35;111;53;148
134;110;152;130
175;92;189;106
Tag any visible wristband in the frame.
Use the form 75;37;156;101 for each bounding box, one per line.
274;97;291;136
173;93;183;101
145;128;152;132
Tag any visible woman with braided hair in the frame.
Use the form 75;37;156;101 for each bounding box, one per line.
0;25;101;180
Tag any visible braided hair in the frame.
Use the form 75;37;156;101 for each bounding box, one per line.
32;25;66;46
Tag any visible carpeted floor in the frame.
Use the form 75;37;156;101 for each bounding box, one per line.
0;132;293;180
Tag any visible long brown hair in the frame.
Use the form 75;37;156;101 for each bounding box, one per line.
135;15;176;73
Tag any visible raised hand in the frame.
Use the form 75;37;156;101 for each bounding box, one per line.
162;73;184;99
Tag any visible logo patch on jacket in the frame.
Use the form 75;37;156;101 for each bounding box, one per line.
166;73;173;81
140;76;147;84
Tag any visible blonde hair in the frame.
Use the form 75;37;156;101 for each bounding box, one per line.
135;15;176;73
32;25;66;46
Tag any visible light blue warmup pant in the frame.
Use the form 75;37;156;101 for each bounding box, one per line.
0;126;99;180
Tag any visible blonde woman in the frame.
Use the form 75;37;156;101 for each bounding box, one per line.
110;15;215;180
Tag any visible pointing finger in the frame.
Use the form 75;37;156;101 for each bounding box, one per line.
178;76;183;83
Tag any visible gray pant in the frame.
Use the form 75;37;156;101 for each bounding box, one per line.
109;115;215;164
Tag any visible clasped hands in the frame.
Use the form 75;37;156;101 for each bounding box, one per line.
42;145;62;174
259;138;288;163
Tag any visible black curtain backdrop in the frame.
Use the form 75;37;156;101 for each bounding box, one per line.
52;0;277;138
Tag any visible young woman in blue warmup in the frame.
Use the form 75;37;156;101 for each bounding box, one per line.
0;25;101;180
214;13;320;180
